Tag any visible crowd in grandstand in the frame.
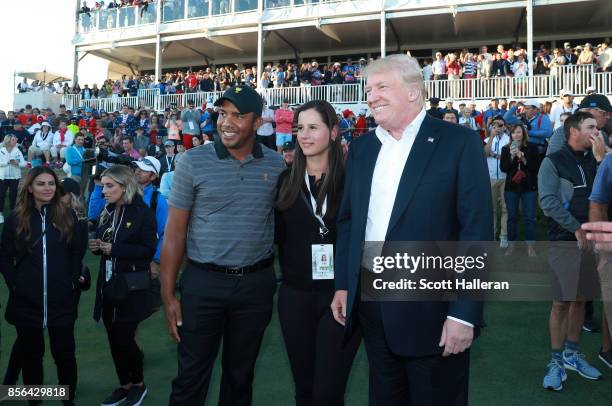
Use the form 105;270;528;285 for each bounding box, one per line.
16;40;612;98
2;52;612;404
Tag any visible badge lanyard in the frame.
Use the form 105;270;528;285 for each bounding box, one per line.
105;207;125;282
304;170;328;239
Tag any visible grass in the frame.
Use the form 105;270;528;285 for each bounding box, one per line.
0;252;610;405
0;201;610;405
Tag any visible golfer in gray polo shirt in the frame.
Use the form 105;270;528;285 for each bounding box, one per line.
161;85;285;406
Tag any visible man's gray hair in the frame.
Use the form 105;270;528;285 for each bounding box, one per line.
362;54;426;102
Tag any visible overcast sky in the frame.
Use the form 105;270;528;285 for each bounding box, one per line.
0;0;106;111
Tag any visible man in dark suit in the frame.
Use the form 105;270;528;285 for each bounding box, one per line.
331;54;493;405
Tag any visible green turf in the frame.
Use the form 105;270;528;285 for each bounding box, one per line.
0;251;610;405
0;197;610;404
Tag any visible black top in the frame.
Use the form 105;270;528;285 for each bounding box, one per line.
1;205;86;328
275;169;342;291
500;144;540;192
93;195;159;323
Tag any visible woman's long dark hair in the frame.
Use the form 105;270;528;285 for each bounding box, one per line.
276;100;345;218
14;166;74;243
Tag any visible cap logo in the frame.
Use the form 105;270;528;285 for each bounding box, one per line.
234;87;242;93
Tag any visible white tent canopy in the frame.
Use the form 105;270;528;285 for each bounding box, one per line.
16;70;71;84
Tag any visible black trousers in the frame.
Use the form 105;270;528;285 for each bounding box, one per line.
278;283;361;406
0;178;19;213
15;325;77;403
3;338;21;385
102;304;144;386
359;302;470;406
169;265;276;406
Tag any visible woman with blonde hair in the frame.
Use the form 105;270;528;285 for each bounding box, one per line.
89;165;159;406
0;166;86;404
578;43;595;65
0;134;26;223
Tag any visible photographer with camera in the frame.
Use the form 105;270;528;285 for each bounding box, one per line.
504;99;553;159
484;116;511;248
90;165;159;406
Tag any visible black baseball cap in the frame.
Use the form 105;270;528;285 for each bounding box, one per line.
282;141;295;151
214;85;263;117
428;97;440;104
61;178;80;196
579;94;611;112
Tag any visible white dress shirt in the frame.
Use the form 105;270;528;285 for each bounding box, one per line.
365;108;473;328
365;108;426;242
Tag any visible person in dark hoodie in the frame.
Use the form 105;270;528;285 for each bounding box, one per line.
89;165;159;406
0;166;86;405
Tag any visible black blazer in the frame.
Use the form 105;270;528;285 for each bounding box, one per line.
335;114;493;357
93;195;159;323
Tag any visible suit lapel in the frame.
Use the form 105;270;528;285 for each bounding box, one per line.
357;134;382;232
385;115;440;238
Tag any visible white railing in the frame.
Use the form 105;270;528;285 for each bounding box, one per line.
594;72;612;96
63;94;82;110
62;95;138;112
138;88;161;110
79;3;157;33
62;70;612;112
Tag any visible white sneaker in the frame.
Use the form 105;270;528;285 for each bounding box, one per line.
499;237;509;248
0;213;4;224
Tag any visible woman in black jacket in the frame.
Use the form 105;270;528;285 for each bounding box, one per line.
275;100;361;406
500;124;540;256
89;165;159;406
0;166;86;405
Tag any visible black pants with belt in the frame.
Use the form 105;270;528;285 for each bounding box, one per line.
169;264;277;406
102;304;144;386
278;283;361;406
15;324;77;404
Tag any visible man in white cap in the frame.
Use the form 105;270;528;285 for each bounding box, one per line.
504;99;553;157
550;90;579;130
586;86;596;95
28;121;54;164
133;156;168;279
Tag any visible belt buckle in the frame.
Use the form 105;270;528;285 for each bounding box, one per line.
227;266;245;276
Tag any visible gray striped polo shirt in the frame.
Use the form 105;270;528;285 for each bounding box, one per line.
169;139;285;267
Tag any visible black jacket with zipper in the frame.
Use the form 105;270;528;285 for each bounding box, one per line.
1;204;86;328
500;144;540;192
93;194;160;323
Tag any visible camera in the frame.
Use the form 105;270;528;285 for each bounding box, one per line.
96;146;137;166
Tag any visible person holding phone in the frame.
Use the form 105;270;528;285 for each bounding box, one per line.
500;124;540;256
89;165;159;406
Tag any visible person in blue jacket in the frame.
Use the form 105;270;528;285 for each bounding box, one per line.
504;99;552;157
132;157;168;276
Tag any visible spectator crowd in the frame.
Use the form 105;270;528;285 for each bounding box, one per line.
1;70;612;404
